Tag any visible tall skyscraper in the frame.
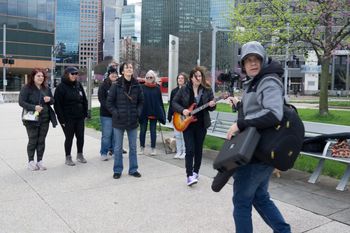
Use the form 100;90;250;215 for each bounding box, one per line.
79;0;103;67
0;0;55;90
210;0;236;72
56;0;80;65
121;3;141;41
141;0;211;76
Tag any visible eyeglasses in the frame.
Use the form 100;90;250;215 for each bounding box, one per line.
145;76;153;79
70;72;79;75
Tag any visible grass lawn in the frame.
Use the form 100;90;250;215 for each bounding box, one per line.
86;105;350;180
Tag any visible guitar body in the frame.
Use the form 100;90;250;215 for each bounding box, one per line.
172;94;227;132
173;103;197;132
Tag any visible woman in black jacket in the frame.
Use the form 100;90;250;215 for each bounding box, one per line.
172;66;216;186
106;62;144;179
98;66;118;161
167;72;188;159
19;68;57;171
54;67;88;166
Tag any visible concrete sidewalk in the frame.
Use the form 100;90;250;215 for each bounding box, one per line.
1;102;350;233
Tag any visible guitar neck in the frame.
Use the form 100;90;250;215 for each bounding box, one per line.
191;96;222;115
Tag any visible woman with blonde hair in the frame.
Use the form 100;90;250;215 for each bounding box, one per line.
139;70;166;156
167;72;188;159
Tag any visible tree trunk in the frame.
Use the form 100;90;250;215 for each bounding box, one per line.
319;57;330;115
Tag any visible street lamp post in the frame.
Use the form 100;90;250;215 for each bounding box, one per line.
284;22;290;96
210;22;234;94
2;24;6;92
197;31;202;66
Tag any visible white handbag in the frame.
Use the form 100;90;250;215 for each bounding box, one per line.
22;109;39;121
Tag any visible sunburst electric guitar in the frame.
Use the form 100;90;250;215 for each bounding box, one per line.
173;94;228;132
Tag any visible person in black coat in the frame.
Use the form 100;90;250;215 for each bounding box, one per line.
172;66;216;186
98;66;118;161
106;62;144;179
54;66;88;166
167;72;188;159
139;70;166;156
19;68;57;171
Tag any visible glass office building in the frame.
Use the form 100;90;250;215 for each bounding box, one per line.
56;0;80;64
141;0;211;76
0;0;55;90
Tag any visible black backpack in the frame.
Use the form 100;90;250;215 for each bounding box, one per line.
250;75;305;171
254;104;305;171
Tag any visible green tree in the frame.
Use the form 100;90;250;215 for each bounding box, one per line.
228;0;350;115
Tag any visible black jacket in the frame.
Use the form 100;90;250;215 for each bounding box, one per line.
98;78;113;117
19;84;57;127
139;83;166;124
54;77;88;124
167;86;179;122
172;83;216;129
106;76;144;130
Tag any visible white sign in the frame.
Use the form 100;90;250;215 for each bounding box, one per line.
301;65;321;73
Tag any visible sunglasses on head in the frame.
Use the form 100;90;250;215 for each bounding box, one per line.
70;72;79;75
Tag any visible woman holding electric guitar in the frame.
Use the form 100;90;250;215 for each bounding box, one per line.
172;66;216;186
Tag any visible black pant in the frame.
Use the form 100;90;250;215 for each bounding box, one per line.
183;123;207;177
25;122;50;162
62;118;85;156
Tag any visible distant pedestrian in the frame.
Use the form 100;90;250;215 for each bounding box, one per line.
98;66;118;161
19;68;57;171
139;70;166;156
54;67;88;166
106;62;144;179
167;72;188;159
172;66;216;186
226;41;291;233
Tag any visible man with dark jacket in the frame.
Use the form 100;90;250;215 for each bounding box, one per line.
225;41;291;233
54;66;88;166
106;62;144;179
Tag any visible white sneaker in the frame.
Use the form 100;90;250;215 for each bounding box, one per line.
193;172;199;180
187;175;198;186
174;151;181;159
139;147;145;155
37;160;47;170
28;161;39;171
150;148;156;156
100;155;109;161
178;152;186;159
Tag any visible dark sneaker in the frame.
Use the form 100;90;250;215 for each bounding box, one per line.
129;171;142;178
65;156;76;166
113;173;121;179
76;153;87;163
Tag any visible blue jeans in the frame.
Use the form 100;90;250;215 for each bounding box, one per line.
113;127;138;174
233;163;291;233
100;116;114;156
139;119;157;148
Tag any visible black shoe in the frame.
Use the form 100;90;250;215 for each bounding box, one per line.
211;169;236;192
129;171;141;178
113;173;121;179
123;149;127;154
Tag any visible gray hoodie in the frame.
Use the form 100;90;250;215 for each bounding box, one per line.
236;41;285;131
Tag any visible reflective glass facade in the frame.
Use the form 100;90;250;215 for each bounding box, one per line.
56;0;80;63
0;0;55;60
141;0;211;76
